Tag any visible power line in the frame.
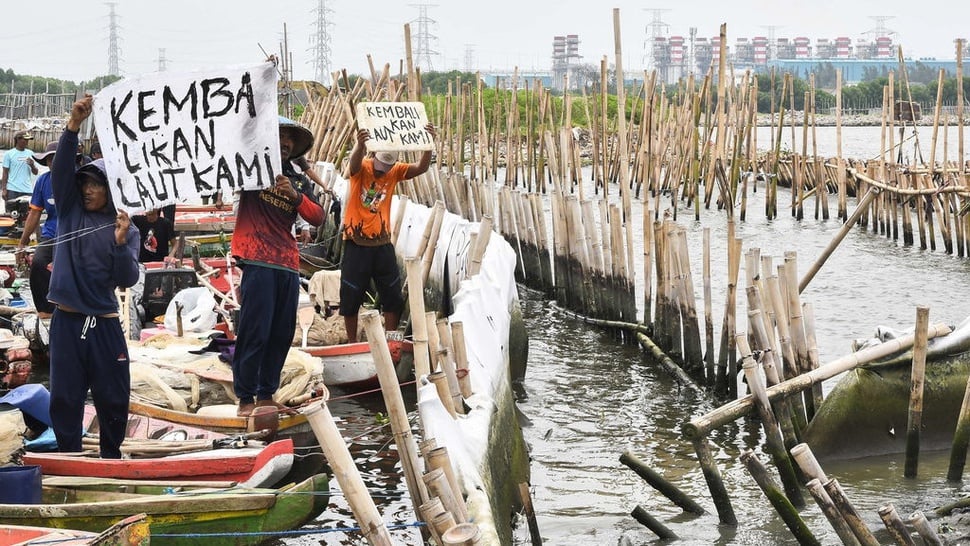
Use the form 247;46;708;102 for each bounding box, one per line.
106;2;121;76
410;3;439;72
308;0;333;85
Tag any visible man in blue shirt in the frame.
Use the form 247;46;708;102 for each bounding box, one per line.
1;130;38;200
17;142;60;318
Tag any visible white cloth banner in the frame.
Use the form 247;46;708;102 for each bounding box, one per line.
92;62;280;214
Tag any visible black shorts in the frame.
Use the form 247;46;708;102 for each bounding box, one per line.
339;241;405;317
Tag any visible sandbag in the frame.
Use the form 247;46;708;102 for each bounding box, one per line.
164;287;217;333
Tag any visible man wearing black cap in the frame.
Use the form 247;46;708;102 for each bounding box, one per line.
46;94;141;458
2;130;38;201
229;116;324;417
16;142;60;317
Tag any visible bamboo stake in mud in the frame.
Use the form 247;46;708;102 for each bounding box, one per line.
518;483;542;546
304;397;395;546
738;335;804;507
739;450;819;546
877;503;916;546
620;450;706;515
362;309;429;515
905;306;930;478
691;435;737;525
908;511;943;546
630;505;678;540
805;479;860;546
703;228;715;383
823;478;880;546
947;373;970;481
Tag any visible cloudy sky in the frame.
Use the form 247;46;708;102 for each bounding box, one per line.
4;0;967;84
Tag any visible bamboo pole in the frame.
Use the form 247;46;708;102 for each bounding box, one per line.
630;505;677;540
426;446;468;523
904;305;930;478
877;503;916;546
806;479;860;546
620;450;706;515
798;186;879;293
441;523;482;545
738;335;804;507
908;511;943;546
518;483;542;546
361;309;429;513
406;257;432;388
304;398;394;545
691;435;736;525
823;478;880;546
739;450;819;546
947;373;970;481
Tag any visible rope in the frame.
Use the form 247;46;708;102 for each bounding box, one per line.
152;521;426;539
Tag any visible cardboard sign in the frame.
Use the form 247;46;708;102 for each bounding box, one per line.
355;101;434;152
92;62;280;214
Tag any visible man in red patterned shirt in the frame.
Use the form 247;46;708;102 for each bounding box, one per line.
230;117;324;417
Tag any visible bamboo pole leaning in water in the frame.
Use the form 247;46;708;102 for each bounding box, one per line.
518;483;542;546
619;450;706;515
947;373;970;481
737;335;804;508
361;309;429;516
798;185;880;293
739;450;820;546
790;444;860;546
877;503;917;546
630;505;678;540
905;306;930;478
824;478;880;546
303;393;395;546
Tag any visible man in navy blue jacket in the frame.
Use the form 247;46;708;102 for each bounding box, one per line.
47;94;140;459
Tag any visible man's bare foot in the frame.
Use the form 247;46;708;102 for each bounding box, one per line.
256;399;299;415
237;402;255;417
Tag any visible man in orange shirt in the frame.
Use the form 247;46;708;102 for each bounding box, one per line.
340;124;435;342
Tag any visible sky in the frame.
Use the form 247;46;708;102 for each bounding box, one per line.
2;0;968;85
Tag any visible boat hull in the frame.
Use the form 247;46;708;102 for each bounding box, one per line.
804;316;970;460
0;474;329;546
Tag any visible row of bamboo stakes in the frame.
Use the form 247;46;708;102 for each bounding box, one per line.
288;12;970;544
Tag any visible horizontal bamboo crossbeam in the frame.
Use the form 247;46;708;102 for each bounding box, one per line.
682;323;952;439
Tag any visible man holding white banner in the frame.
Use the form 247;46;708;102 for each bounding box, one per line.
229;115;324;417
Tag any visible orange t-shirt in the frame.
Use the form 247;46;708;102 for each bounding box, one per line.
342;159;409;246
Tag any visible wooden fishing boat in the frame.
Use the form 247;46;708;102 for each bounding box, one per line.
300;338;413;389
0;513;150;546
803;315;970;460
23;438;294;488
0;473;329;546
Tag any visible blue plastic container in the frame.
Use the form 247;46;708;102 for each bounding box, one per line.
0;464;42;503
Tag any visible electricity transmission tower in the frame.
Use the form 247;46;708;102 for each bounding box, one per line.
157;48;167;72
410;3;439;72
643;8;670;72
464;44;476;72
106;2;121;76
309;0;334;85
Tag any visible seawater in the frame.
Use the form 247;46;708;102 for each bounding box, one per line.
290;125;970;544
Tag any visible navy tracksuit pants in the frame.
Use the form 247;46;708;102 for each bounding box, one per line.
231;264;299;404
48;309;130;459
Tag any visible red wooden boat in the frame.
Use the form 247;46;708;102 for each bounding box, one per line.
300;338;413;389
23;438;294;488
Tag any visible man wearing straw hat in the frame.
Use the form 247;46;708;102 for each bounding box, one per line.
230;116;324;417
339;123;435;342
